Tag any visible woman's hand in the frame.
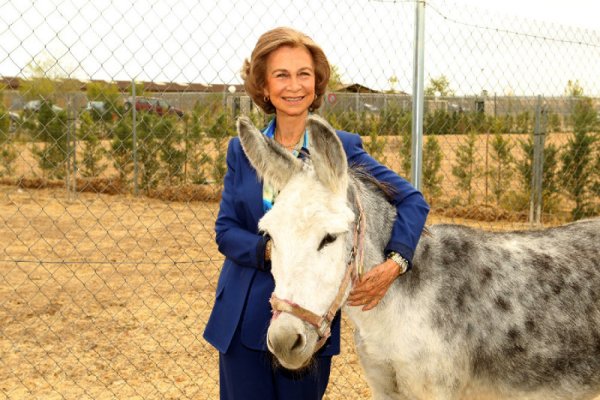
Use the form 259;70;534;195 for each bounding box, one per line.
347;259;402;311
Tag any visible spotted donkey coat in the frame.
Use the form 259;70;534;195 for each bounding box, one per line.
237;114;600;400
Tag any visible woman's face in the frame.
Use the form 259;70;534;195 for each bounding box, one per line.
263;45;316;118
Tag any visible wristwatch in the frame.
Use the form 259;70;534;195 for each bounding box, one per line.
387;251;409;275
265;238;272;261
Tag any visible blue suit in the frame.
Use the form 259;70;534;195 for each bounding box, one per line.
203;128;429;399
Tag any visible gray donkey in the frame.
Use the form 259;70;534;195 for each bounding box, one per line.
237;114;600;400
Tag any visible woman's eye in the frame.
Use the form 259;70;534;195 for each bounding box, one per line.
318;234;337;251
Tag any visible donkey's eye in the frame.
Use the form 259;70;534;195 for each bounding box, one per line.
318;234;337;251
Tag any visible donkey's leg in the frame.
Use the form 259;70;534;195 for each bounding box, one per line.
391;357;462;400
354;332;408;400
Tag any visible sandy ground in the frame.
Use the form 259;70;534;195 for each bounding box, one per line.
0;185;372;399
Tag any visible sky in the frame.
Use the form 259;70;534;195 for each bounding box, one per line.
1;0;599;96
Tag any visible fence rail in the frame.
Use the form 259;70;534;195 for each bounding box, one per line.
1;0;599;398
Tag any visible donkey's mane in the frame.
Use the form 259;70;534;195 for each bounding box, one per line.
348;164;395;202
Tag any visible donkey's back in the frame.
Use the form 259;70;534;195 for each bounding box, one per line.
398;219;600;399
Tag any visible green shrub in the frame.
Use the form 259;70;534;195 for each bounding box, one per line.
160;123;185;185
422;135;443;204
111;113;134;183
489;132;514;205
561;97;598;219
208;113;235;184
451;131;480;205
186;110;212;184
516;135;560;214
32;101;68;179
78;112;107;178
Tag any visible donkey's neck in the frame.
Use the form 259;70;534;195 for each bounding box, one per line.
348;170;397;274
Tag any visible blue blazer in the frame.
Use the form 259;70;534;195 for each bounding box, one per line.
203;130;430;355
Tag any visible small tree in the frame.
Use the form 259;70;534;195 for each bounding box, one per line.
425;75;455;97
592;147;600;197
328;65;344;91
0;141;17;177
561;97;598;219
363;117;386;164
398;125;412;177
422;135;443;204
208;113;234;184
33;101;68;179
452;131;479;205
187;109;211;184
111;114;133;183
136;113;167;191
78;112;107;178
489;132;514;205
388;75;399;93
516;136;560;214
158;116;185;185
547;112;562;133
0;86;10;135
515;112;531;134
0;91;17;177
565;79;584;97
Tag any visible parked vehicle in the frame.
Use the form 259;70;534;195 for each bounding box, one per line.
362;102;379;112
84;101;115;120
23;100;63;113
124;97;184;118
85;101;107;113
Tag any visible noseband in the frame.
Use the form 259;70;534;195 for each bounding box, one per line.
269;187;366;352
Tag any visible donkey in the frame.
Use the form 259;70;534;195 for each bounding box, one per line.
237;114;600;400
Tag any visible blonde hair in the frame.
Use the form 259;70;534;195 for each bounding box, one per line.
242;27;331;114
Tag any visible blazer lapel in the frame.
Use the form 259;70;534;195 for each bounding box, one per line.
241;152;265;229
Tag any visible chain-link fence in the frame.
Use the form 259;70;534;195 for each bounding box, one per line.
1;0;599;398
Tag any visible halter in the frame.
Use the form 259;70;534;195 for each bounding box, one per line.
269;186;366;352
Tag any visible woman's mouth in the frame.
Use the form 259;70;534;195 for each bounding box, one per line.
282;96;305;103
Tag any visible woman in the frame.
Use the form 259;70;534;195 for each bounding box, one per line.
203;27;429;400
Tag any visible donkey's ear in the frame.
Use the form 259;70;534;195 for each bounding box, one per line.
306;115;348;193
237;116;302;190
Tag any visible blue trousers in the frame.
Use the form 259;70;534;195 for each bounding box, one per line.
219;325;332;400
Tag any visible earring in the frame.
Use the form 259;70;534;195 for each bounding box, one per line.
264;95;270;103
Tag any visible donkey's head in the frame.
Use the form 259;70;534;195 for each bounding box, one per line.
238;115;355;369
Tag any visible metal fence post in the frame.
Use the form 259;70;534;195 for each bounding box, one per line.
71;95;77;196
411;0;426;190
132;79;139;196
66;95;71;197
529;95;546;226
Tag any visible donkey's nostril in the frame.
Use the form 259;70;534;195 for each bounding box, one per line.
291;333;305;352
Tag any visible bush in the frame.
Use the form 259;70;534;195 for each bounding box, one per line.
0;108;17;177
489;132;514;205
78;112;107;178
516;135;560;215
561;97;598;219
422;135;443;204
111;114;134;183
208;113;235;184
32;101;69;179
451;131;480;205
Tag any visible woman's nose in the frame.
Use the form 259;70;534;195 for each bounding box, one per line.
288;76;301;91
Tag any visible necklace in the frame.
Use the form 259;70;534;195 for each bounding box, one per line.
275;131;301;150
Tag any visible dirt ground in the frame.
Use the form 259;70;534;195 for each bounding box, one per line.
0;185;376;399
